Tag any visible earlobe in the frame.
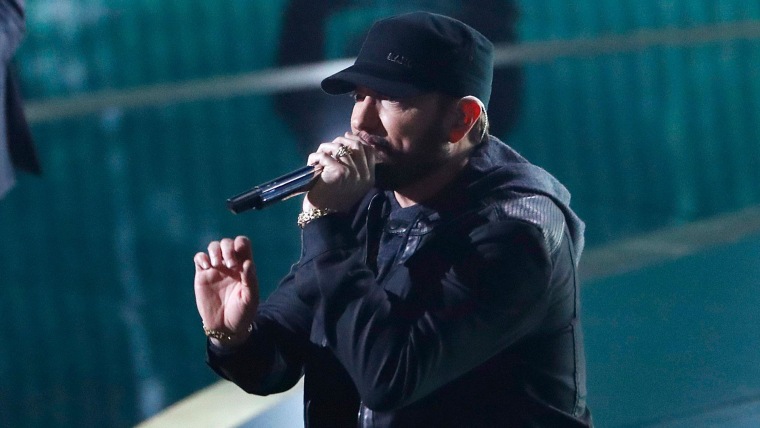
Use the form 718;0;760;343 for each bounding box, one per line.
449;97;482;143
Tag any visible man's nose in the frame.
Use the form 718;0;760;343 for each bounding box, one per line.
351;97;380;133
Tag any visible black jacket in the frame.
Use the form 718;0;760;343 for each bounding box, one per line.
208;136;592;427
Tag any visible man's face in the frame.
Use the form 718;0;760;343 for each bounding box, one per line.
350;86;453;190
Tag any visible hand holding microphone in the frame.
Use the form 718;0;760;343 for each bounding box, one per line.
302;133;377;213
226;133;378;214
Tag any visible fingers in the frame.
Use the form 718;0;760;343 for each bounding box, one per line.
344;133;374;181
207;240;223;268
220;238;237;268
303;133;378;212
194;252;210;271
314;138;357;159
199;236;252;270
234;236;252;261
222;236;253;269
341;132;379;181
307;150;343;174
308;135;375;181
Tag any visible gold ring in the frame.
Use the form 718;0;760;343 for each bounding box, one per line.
335;145;353;158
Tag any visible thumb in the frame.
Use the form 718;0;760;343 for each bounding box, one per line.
241;259;257;287
241;259;260;309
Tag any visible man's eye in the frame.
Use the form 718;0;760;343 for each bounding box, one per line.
352;93;365;102
382;97;405;108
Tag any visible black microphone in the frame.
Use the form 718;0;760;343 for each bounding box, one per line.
226;165;319;213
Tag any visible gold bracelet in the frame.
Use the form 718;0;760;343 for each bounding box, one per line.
297;208;335;229
203;323;252;341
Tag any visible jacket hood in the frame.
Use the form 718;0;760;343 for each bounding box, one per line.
464;136;586;260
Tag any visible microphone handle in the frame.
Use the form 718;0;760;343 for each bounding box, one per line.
226;165;318;213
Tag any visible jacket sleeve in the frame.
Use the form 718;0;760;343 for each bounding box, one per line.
296;212;554;411
206;266;313;395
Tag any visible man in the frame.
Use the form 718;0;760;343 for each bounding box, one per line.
194;11;592;427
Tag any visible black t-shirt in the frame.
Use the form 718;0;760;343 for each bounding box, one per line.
374;193;425;282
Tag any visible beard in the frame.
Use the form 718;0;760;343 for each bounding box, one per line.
373;122;451;191
375;154;445;190
362;96;456;191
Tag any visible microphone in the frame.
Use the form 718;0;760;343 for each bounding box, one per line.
226;165;319;213
227;135;382;213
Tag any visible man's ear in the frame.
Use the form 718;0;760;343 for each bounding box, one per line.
449;96;483;143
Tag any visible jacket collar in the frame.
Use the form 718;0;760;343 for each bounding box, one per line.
360;136;585;260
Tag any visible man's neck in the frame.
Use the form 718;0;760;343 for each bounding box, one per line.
393;151;471;208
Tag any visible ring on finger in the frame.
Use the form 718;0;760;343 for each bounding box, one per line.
335;145;353;158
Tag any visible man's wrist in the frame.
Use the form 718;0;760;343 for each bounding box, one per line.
203;323;253;348
297;208;336;228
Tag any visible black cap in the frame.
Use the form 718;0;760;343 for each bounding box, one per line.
321;11;494;108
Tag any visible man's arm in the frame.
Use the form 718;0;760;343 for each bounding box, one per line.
297;214;553;411
206;266;313;395
195;236;312;395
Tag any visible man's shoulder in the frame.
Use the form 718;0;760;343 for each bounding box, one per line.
468;138;565;199
487;192;566;256
466;137;580;254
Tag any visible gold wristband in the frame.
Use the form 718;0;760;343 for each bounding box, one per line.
297;208;335;229
203;323;252;341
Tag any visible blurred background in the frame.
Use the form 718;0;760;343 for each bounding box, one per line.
1;1;759;427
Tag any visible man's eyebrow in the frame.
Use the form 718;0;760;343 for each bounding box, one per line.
348;88;401;102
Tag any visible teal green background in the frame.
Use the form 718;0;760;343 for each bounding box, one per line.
1;1;758;426
583;231;760;426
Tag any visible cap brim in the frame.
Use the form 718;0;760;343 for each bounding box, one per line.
321;64;428;99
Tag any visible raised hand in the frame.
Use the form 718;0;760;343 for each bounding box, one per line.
194;236;259;347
